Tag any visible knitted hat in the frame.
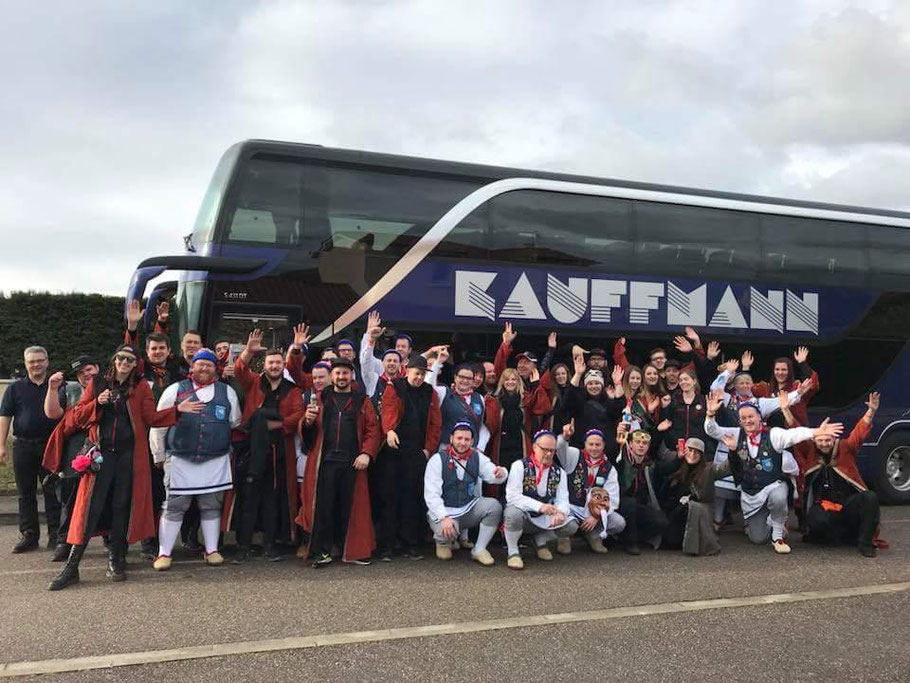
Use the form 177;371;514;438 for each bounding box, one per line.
192;348;217;364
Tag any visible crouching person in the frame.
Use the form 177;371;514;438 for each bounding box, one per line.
424;422;507;566
503;430;578;570
555;426;624;555
150;349;241;570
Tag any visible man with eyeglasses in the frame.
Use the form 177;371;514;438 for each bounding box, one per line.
502;430;578;570
0;345;63;553
426;354;489;452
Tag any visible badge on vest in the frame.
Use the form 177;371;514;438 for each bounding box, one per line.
473;400;483;417
214;404;228;420
760;457;773;472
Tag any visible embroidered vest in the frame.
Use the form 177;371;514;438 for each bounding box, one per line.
439;449;480;509
568;453;613;507
734;428;783;495
522;457;561;515
165;380;232;462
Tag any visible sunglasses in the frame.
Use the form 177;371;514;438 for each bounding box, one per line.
115;355;137;364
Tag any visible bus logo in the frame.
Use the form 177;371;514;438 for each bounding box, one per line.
455;269;819;335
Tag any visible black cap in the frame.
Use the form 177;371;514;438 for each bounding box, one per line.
113;344;138;358
664;358;682;369
515;351;538;364
588;347;607;358
408;355;429;371
70;355;97;373
330;358;355;371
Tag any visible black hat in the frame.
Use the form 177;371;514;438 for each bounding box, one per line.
330;358;355;371
408;355;429;371
588;347;607;358
113;344;138;358
664;358;682;369
70;355;97;373
515;351;538;364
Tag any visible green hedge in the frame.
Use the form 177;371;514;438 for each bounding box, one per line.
0;292;130;378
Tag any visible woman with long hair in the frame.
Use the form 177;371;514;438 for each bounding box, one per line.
48;344;202;591
622;365;661;433
541;362;572;436
751;346;819;428
484;368;550;493
642;363;665;397
663;367;714;458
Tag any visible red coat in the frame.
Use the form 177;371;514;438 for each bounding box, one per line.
66;379;178;545
296;388;381;561
753;371;819;427
793;417;871;499
42;405;81;473
285;349;313;391
234;356;306;538
380;381;442;454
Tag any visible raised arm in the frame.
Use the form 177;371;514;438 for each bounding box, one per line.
494;323;516;379
235;329;264;393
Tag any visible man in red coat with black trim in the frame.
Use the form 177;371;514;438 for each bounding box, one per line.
298;358;381;567
794;392;883;557
233;330;305;562
379;355;442;561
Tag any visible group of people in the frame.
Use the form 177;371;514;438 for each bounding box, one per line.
0;303;887;591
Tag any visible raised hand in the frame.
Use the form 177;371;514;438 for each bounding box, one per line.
724;358;740;375
177;398;206;414
657;418;672;432
303;401;319;425
436;346;450;364
97;389;112;405
617;337;626;349
611;364;624;386
813;418;844;440
367;310;385;341
720;433;738;451
572;344;589;360
126;299;144;329
502;322;517;345
685;326;702;349
156;300;170;324
562;421;574;440
529;366;540;382
48;371;64;391
661;394;672;409
673;336;693;354
797;377;814;396
793;346;809;364
706;391;723;415
573;354;586;377
866;392;881;414
706;340;721;361
778;389;790;411
246;329;264;354
292;323;311;347
548;331;557;349
740;350;754;371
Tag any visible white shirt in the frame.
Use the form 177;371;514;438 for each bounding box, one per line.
150;380;242;463
710;370;802;418
358;333;384;397
424;449;507;522
505;458;570;516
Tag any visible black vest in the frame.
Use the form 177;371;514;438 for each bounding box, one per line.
734;429;784;495
568;452;613;507
439;449;480;509
521;457;561;515
392;378;432;452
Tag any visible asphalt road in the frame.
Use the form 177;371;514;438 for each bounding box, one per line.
1;507;908;682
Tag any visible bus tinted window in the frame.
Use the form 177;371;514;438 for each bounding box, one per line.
759;216;867;287
867;225;910;290
633;202;760;279
486;190;632;267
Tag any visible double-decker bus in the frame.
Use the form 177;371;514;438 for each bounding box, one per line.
126;139;910;502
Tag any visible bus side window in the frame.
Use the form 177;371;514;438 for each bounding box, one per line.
867;225;910;291
759;216;867;287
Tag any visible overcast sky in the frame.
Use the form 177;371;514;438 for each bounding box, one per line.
2;0;908;296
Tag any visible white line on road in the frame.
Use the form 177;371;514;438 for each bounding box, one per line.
1;581;908;678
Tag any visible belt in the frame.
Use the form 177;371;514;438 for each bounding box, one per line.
14;436;48;444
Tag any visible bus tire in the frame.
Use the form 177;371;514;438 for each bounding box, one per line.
876;433;910;504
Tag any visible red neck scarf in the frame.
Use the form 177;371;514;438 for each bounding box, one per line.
189;373;217;389
446;444;471;465
530;452;550;486
452;385;473;399
583;449;605;487
747;427;765;447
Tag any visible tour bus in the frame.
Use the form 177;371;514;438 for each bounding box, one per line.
126;140;910;502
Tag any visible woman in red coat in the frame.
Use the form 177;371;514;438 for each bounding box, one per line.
48;345;202;591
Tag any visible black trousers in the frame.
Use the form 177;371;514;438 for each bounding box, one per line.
805;490;880;550
661;505;688;550
13;437;61;541
377;448;427;551
85;447;134;549
311;459;357;557
618;497;669;546
236;444;289;549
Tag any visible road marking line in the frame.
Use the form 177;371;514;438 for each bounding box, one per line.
1;581;907;678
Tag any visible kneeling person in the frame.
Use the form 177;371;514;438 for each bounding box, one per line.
151;349;241;570
503;430;578;570
424;422;508;566
556;427;625;554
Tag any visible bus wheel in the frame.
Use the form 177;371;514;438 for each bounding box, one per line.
877;434;910;504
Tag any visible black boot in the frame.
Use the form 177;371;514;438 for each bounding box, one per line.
51;543;72;562
106;544;127;582
48;544;86;591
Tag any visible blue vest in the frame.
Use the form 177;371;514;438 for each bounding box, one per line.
439;449;480;509
166;380;232;462
568;452;613;507
734;428;783;495
440;388;485;444
522;458;561;515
